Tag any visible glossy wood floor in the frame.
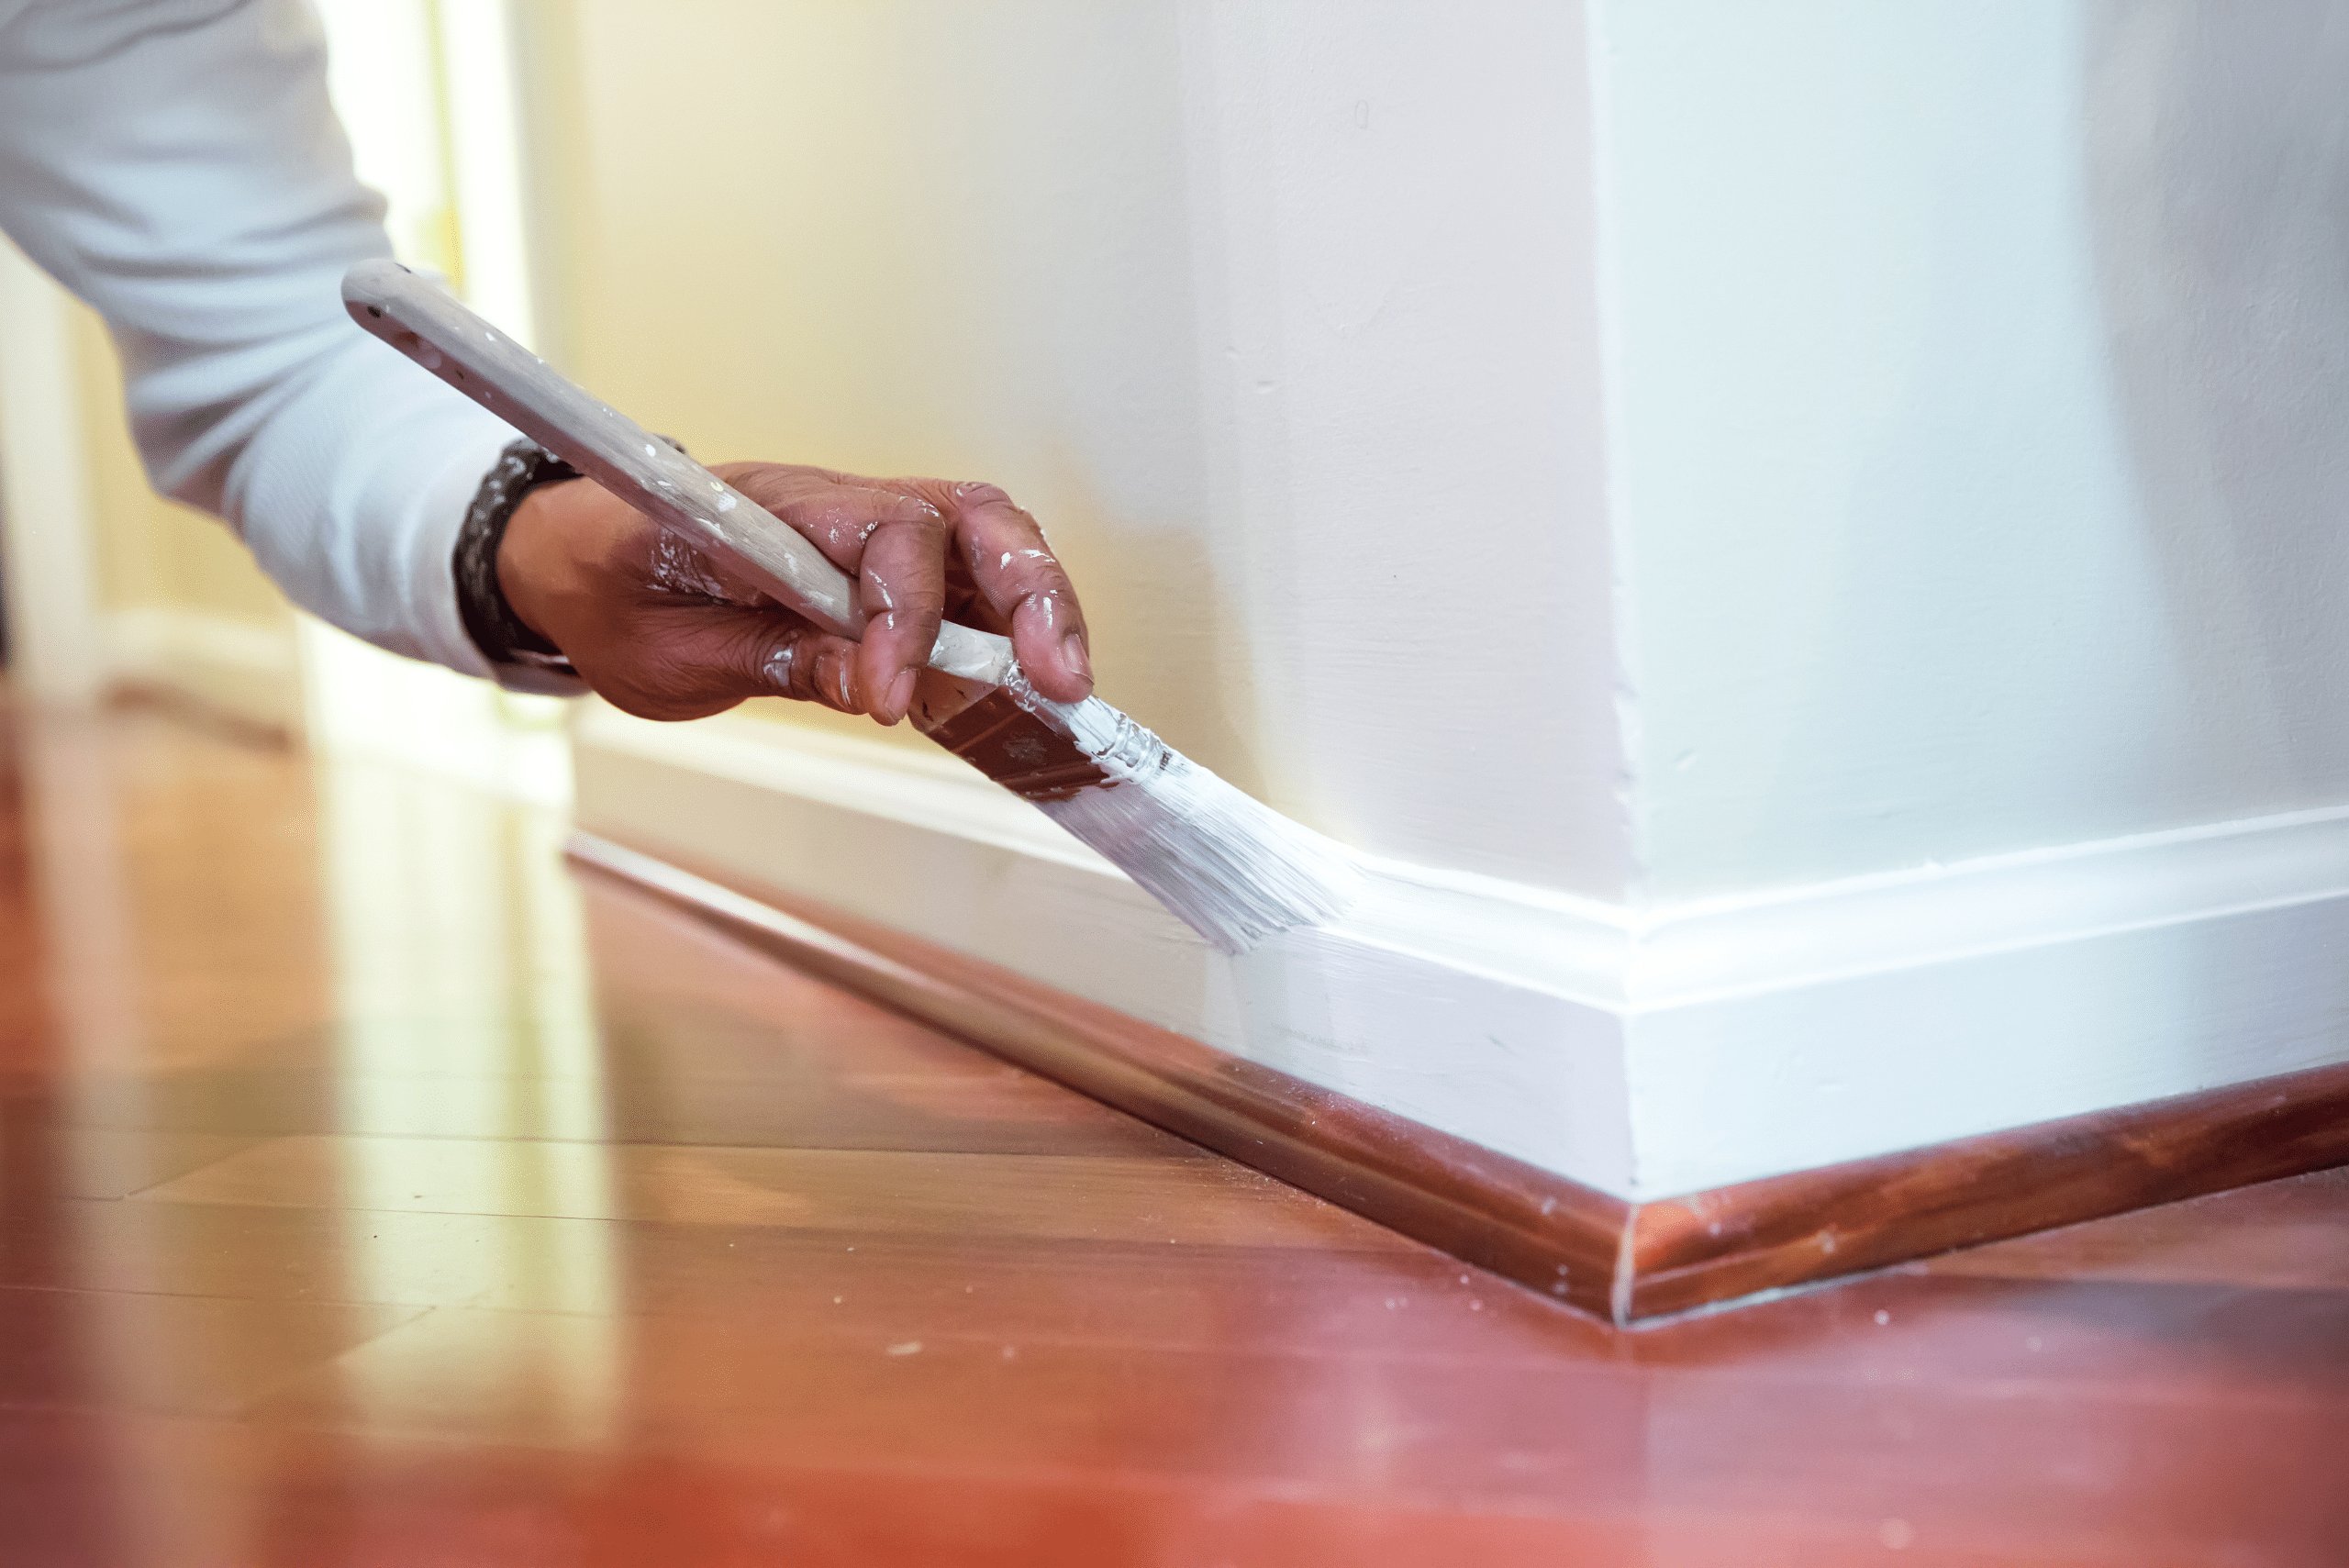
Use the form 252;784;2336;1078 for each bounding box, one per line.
3;697;2345;1567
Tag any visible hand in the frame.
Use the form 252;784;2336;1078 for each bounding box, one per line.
495;462;1094;723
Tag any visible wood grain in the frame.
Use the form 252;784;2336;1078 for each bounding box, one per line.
137;1133;1406;1251
5;695;2347;1566
1623;1062;2349;1318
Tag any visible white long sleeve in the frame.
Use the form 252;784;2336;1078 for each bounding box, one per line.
0;0;546;686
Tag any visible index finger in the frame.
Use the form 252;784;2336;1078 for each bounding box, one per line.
900;480;1093;704
717;462;946;578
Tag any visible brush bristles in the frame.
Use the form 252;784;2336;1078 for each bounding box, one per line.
1008;678;1363;954
1036;752;1363;954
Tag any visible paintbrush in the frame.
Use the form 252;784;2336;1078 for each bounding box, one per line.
342;260;1361;953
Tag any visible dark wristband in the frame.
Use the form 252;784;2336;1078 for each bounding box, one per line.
454;438;581;676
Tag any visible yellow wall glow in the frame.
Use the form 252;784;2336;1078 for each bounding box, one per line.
516;1;1264;784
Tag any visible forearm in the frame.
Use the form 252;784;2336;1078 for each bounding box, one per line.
215;336;521;678
0;0;532;681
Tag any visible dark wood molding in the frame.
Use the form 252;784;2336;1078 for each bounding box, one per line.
1620;1063;2349;1319
567;830;2349;1326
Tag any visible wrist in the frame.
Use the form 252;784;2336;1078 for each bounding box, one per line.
497;481;577;646
453;439;578;674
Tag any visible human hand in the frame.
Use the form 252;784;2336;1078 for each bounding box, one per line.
495;462;1093;724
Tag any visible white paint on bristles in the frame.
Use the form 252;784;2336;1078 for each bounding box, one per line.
1004;669;1363;954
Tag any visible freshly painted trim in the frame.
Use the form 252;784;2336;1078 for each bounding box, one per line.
103;606;302;737
579;704;2349;1007
573;703;1636;998
573;703;1640;1195
569;828;2349;1326
571;703;2349;1197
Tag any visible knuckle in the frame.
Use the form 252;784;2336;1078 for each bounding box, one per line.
884;492;948;528
948;480;1015;511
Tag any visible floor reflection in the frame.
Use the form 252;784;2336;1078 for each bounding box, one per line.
6;702;624;1562
11;704;334;1565
7;696;2346;1564
311;753;623;1437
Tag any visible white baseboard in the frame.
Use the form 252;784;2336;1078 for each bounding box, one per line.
573;702;2349;1199
103;606;303;735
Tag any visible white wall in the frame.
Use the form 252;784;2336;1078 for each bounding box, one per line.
306;0;569;802
540;0;1626;896
1175;4;1624;894
1587;0;2349;1188
1599;0;2349;900
574;1;2349;1198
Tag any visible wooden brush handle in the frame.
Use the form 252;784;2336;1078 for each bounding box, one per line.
340;260;1016;685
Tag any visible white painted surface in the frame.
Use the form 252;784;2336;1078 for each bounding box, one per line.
1563;0;2349;1183
1598;1;2349;899
0;2;2324;1191
308;0;567;796
576;706;2349;1195
573;703;1639;1191
0;235;105;707
561;1;2349;1194
435;0;539;348
551;0;1625;897
1171;3;1624;895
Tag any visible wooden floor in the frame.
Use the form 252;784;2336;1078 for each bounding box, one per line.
3;700;2345;1567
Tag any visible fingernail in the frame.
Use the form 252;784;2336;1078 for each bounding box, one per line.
1059;629;1093;687
763;643;796;691
885;667;917;720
